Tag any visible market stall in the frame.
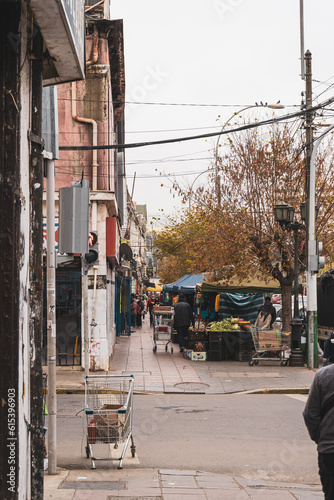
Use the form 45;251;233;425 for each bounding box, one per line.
182;275;285;362
163;273;203;306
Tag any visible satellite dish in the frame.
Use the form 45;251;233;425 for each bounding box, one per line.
120;243;133;261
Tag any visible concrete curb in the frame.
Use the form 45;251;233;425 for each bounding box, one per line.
55;386;311;395
236;387;310;395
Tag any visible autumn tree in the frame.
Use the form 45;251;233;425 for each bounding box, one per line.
155;119;334;330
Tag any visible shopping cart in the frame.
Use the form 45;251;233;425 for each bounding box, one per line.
153;306;174;353
84;374;136;469
249;326;288;366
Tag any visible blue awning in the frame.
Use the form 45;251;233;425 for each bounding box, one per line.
163;273;203;294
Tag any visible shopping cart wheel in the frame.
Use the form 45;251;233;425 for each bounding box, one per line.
153;345;157;353
280;360;288;366
131;445;136;458
165;344;168;352
249;361;254;366
171;347;174;353
85;445;90;458
254;360;259;365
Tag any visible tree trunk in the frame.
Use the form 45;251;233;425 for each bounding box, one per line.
281;281;292;333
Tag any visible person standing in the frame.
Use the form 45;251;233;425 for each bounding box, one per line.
136;295;143;328
257;296;276;329
255;303;272;331
131;295;138;328
173;295;194;353
147;296;154;326
303;364;334;499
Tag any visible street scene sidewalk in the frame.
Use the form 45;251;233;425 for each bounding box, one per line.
55;317;317;395
45;319;323;499
44;467;323;499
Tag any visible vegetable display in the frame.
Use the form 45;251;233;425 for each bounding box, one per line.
206;318;241;331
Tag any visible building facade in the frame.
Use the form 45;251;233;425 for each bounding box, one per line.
0;1;85;498
45;4;127;371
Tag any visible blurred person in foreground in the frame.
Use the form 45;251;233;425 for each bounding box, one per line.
303;360;334;499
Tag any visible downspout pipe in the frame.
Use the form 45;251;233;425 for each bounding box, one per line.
71;24;99;198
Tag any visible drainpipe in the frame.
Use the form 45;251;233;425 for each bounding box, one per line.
71;25;99;372
71;82;98;196
71;24;99;195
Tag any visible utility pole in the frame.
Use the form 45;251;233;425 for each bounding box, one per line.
83;264;90;376
304;50;317;369
46;156;57;474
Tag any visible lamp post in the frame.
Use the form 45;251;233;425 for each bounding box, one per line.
214;103;285;206
274;201;305;367
188;168;212;208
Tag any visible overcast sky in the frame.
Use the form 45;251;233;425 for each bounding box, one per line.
111;0;334;225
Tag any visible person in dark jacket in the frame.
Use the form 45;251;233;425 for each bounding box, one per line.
258;296;276;329
173;295;195;352
303;364;334;499
323;332;334;366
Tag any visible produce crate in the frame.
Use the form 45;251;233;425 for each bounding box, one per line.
234;351;252;362
208;350;227;361
188;340;208;352
208;342;223;355
208;331;223;343
188;330;208;341
191;351;207;361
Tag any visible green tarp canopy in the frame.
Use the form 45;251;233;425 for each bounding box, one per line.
196;275;281;294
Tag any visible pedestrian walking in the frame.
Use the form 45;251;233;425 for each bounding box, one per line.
136;295;144;328
147;296;154;326
303;364;334;499
173;294;194;352
131;295;138;328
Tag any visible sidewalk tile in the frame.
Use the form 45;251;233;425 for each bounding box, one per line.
162;488;206;497
161;475;197;488
204;490;249;500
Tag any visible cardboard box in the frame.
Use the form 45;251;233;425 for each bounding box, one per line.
94;404;125;441
258;331;281;350
191;351;207;361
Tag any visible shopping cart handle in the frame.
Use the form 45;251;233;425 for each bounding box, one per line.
118;406;127;414
85;409;94;415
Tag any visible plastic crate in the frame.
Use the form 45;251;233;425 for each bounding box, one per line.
208;350;227;361
234;351;252;362
209;341;223;353
208;331;223;342
188;331;208;341
188;340;208;352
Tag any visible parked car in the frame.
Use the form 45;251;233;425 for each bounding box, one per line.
271;294;281;304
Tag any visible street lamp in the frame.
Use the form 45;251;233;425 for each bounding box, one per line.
214;102;285;206
188;168;211;208
274;200;305;367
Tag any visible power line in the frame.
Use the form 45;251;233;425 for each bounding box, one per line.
58;96;299;108
59;106;315;152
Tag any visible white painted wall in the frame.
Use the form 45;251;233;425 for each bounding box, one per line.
18;6;32;495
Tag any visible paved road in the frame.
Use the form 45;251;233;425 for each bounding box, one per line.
54;392;320;486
